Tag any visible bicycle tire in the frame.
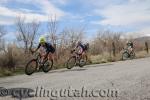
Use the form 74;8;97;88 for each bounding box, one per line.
122;52;129;60
130;52;136;59
42;60;53;73
66;56;76;69
25;59;38;75
79;55;87;67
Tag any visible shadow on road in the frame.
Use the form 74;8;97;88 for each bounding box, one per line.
0;87;34;100
24;63;113;76
61;68;87;72
49;68;87;74
38;63;113;75
87;63;114;68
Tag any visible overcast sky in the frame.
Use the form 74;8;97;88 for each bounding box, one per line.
0;0;150;41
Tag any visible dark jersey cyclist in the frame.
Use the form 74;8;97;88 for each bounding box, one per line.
126;41;134;53
74;41;89;55
33;36;55;62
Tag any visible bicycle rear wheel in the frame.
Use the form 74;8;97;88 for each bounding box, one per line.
25;59;38;75
79;55;87;67
42;60;53;73
66;56;76;69
130;51;136;59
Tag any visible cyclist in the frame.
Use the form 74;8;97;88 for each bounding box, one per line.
73;41;89;57
84;42;89;52
32;36;55;63
126;41;134;54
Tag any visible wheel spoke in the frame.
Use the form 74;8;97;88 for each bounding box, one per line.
42;60;53;73
25;59;37;75
67;57;76;69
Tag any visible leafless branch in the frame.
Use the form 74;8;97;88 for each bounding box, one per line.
15;16;40;53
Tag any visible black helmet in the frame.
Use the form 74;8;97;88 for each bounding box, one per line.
86;42;89;46
77;41;82;45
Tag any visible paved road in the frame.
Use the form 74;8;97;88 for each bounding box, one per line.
0;57;150;100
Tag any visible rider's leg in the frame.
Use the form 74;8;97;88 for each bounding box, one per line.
48;52;54;61
130;48;133;54
81;51;85;59
128;46;133;54
43;51;49;63
40;53;45;64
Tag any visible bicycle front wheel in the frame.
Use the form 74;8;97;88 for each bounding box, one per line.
25;59;38;75
122;52;129;60
66;56;76;69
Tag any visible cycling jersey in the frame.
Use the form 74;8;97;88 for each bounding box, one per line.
77;44;85;50
37;42;55;53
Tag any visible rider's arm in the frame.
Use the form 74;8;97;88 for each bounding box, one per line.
74;45;79;51
131;43;134;48
34;44;41;52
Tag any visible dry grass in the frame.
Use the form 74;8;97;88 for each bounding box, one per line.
0;48;150;77
135;50;150;58
0;68;13;77
90;50;150;64
91;54;111;64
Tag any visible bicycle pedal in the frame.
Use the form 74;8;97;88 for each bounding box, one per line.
37;67;40;71
37;66;42;71
76;62;79;66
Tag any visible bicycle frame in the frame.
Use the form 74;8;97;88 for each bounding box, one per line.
71;51;82;63
66;49;88;69
25;49;53;75
33;52;46;66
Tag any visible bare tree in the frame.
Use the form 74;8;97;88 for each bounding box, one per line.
0;25;7;52
91;30;123;56
47;15;58;47
61;27;85;48
28;21;40;50
47;15;59;62
112;32;123;53
15;16;40;53
0;25;6;37
53;26;85;60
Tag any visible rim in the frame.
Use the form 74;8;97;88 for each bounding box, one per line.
67;57;76;69
122;53;129;60
130;52;135;59
42;60;53;72
79;56;87;67
25;60;37;75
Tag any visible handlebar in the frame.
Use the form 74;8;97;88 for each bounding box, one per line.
70;49;75;54
70;50;81;56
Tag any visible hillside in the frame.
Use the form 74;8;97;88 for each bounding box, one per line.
134;36;150;44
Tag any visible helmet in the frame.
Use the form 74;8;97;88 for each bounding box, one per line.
126;40;131;44
39;36;46;43
86;42;89;47
77;41;82;45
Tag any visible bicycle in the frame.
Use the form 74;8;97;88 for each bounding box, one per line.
25;51;53;75
66;50;87;69
122;48;136;60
